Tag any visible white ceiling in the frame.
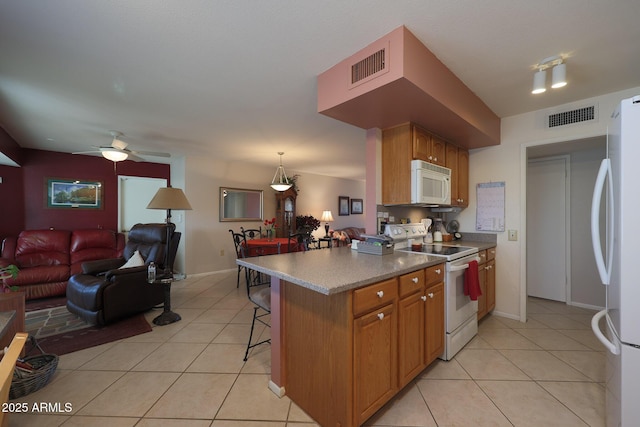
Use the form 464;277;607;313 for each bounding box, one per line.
1;1;639;180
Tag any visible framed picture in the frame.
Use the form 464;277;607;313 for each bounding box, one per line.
351;198;363;214
338;196;350;216
46;178;103;209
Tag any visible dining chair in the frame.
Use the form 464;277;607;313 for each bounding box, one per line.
243;242;280;361
229;230;247;288
287;232;311;252
241;226;262;240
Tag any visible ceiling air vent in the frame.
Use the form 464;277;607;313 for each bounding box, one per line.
547;105;597;128
349;45;388;89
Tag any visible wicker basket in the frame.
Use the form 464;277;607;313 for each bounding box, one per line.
9;354;58;400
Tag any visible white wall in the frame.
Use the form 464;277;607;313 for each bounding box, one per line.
457;87;640;320
182;155;366;275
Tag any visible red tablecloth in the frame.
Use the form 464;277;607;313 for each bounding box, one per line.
245;238;292;256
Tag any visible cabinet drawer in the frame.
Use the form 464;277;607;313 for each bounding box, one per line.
353;278;398;317
399;270;425;298
477;250;487;265
425;263;444;286
487;247;496;261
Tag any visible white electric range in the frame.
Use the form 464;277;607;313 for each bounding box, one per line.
384;223;480;360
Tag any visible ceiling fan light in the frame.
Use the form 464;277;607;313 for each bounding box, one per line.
532;69;547;94
102;150;129;162
551;63;567;88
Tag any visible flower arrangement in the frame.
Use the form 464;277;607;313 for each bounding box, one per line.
264;217;277;238
296;215;320;232
0;264;19;293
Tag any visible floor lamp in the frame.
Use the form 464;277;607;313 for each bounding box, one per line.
147;186;192;325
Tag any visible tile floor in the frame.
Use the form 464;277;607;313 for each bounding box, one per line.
9;272;605;426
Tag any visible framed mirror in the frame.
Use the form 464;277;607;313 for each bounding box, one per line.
220;187;263;222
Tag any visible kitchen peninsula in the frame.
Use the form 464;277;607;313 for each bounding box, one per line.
237;246;445;427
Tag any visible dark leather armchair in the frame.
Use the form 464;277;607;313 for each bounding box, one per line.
66;223;181;325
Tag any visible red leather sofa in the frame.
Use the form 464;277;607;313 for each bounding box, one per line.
0;229;125;301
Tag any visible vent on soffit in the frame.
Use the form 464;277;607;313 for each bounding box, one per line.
547;104;598;128
349;45;389;89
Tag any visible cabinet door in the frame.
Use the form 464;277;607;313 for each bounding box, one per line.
456;148;469;207
398;291;425;387
486;259;496;313
446;143;459;204
354;303;398;425
477;264;487;320
412;127;432;162
424;282;444;365
430;135;446;166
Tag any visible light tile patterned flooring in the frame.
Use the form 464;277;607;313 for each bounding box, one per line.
9;272;605;426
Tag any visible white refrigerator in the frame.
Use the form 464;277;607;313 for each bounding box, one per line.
591;95;640;427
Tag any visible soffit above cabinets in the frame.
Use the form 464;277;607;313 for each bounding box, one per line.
317;26;501;149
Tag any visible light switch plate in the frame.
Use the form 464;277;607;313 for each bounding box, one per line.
508;229;518;241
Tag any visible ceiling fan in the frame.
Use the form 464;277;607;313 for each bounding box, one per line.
73;131;171;162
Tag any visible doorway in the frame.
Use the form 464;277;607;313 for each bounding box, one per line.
118;176;167;234
526;156;570;302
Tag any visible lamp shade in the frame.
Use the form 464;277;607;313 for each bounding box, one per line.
531;69;546;94
551;63;567;88
147;187;193;210
320;210;334;222
102;150;129;162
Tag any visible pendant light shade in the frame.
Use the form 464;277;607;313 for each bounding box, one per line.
551;62;567;88
102;149;129;162
531;69;547;94
270;152;292;192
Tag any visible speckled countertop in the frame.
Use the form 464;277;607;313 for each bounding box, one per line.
236;246;444;295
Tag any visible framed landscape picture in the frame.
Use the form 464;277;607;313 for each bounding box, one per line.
46;178;103;209
338;196;350;216
351;198;363;214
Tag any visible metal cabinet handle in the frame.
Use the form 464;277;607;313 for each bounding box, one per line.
412;277;419;283
421;295;427;301
428;292;434;298
376;290;384;298
435;269;441;275
377;313;384;320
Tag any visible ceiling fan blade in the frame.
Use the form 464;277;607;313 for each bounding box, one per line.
126;153;145;162
72;150;102;155
131;150;171;158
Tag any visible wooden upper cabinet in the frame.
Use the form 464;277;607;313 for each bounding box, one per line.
445;143;469;208
412;126;445;166
382;122;467;206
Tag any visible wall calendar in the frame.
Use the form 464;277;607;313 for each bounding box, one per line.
476;181;505;232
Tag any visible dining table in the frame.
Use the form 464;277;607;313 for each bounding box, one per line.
244;237;293;256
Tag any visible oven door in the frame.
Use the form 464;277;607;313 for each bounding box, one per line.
445;254;480;333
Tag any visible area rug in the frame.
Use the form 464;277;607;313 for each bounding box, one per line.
26;314;152;356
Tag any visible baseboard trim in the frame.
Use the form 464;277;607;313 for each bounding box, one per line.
268;380;285;398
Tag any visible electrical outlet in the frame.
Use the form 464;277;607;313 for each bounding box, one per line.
508;230;518;241
220;249;225;256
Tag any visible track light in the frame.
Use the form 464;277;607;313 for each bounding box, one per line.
551;62;567;88
532;70;547;94
531;55;567;94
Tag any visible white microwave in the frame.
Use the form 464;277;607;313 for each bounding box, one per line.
411;160;452;205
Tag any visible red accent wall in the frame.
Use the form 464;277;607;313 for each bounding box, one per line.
1;149;169;241
0;164;25;240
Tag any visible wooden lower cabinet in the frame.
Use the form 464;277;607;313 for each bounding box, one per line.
282;265;444;427
477;247;497;320
354;303;397;425
425;281;445;364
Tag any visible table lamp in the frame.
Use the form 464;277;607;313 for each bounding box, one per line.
320;210;334;238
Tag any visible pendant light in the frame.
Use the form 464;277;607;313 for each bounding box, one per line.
270;152;292;192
